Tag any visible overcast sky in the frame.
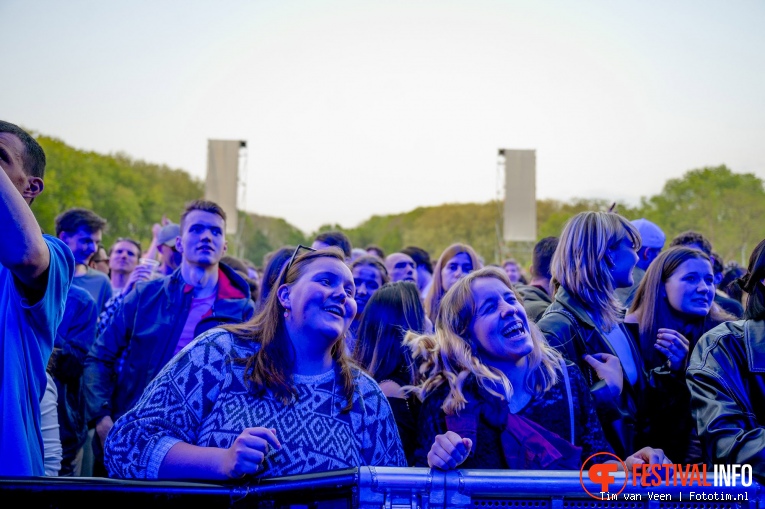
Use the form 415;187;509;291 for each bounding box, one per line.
3;1;764;233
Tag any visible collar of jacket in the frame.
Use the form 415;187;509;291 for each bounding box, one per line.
553;286;598;329
745;320;765;372
163;262;251;302
516;284;553;304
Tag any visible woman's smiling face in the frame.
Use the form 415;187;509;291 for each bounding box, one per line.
281;257;357;342
469;276;532;365
664;257;715;317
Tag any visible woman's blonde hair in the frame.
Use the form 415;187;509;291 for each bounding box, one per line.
425;243;482;323
225;247;357;411
407;267;562;415
551;211;641;331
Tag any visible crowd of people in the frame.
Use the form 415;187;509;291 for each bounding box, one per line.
1;120;764;483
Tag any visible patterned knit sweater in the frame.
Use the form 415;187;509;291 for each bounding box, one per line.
105;328;406;479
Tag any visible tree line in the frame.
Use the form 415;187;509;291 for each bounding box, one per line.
32;133;765;269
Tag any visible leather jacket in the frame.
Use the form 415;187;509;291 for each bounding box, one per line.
537;287;657;457
687;320;765;481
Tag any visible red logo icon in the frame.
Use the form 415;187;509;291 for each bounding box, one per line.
579;452;627;500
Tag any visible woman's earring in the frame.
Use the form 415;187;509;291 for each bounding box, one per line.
284;310;289;318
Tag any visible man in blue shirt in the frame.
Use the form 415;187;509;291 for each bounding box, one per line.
55;208;112;312
0;120;74;476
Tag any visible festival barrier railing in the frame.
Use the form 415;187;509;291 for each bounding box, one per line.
1;467;762;509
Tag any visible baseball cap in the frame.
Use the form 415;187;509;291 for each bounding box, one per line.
157;223;180;246
631;218;665;249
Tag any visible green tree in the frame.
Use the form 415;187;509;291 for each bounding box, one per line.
636;165;765;264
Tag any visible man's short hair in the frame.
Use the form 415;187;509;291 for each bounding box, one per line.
532;236;558;280
315;231;352;258
109;237;142;257
54;208;107;236
180;200;226;230
0;120;46;179
669;230;712;256
365;244;385;259
401;246;433;274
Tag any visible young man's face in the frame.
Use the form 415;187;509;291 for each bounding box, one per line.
60;228;102;265
0;132;42;203
109;240;140;274
178;210;227;267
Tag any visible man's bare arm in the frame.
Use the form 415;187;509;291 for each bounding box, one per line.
0;164;50;291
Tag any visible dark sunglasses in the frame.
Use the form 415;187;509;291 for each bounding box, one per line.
280;245;316;284
284;244;316;277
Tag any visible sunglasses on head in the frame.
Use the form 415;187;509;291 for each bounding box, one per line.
282;245;317;280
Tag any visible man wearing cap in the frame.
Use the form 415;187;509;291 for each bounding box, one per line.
615;218;666;307
156;223;182;277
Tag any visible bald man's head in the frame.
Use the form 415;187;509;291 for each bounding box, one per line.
385;252;418;284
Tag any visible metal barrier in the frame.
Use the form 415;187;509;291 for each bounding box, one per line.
2;467;762;509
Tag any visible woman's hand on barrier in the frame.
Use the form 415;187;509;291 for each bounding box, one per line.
625;447;672;470
584;353;623;398
655;328;689;371
427;431;472;470
222;427;281;479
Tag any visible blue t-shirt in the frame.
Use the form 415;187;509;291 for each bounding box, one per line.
0;235;74;476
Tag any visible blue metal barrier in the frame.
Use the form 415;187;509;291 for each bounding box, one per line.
2;467;762;509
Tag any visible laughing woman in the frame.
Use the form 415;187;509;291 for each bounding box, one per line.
105;247;406;479
408;267;668;470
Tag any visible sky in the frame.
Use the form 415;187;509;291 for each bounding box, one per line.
3;0;764;233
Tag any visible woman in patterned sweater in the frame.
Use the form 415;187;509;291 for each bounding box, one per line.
408;267;668;470
105;247;406;479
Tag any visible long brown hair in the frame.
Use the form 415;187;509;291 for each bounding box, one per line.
629;247;733;366
424;243;481;323
225;248;356;411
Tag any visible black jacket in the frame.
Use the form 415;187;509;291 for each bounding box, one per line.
687;320;765;481
537;287;660;457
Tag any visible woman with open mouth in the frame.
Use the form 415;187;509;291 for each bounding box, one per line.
407;267;668;470
104;246;406;479
625;246;733;463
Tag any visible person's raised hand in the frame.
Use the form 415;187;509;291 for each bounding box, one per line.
152;222;162;240
221;427;281;479
584;353;624;398
655;328;690;371
121;264;154;295
427;431;472;470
